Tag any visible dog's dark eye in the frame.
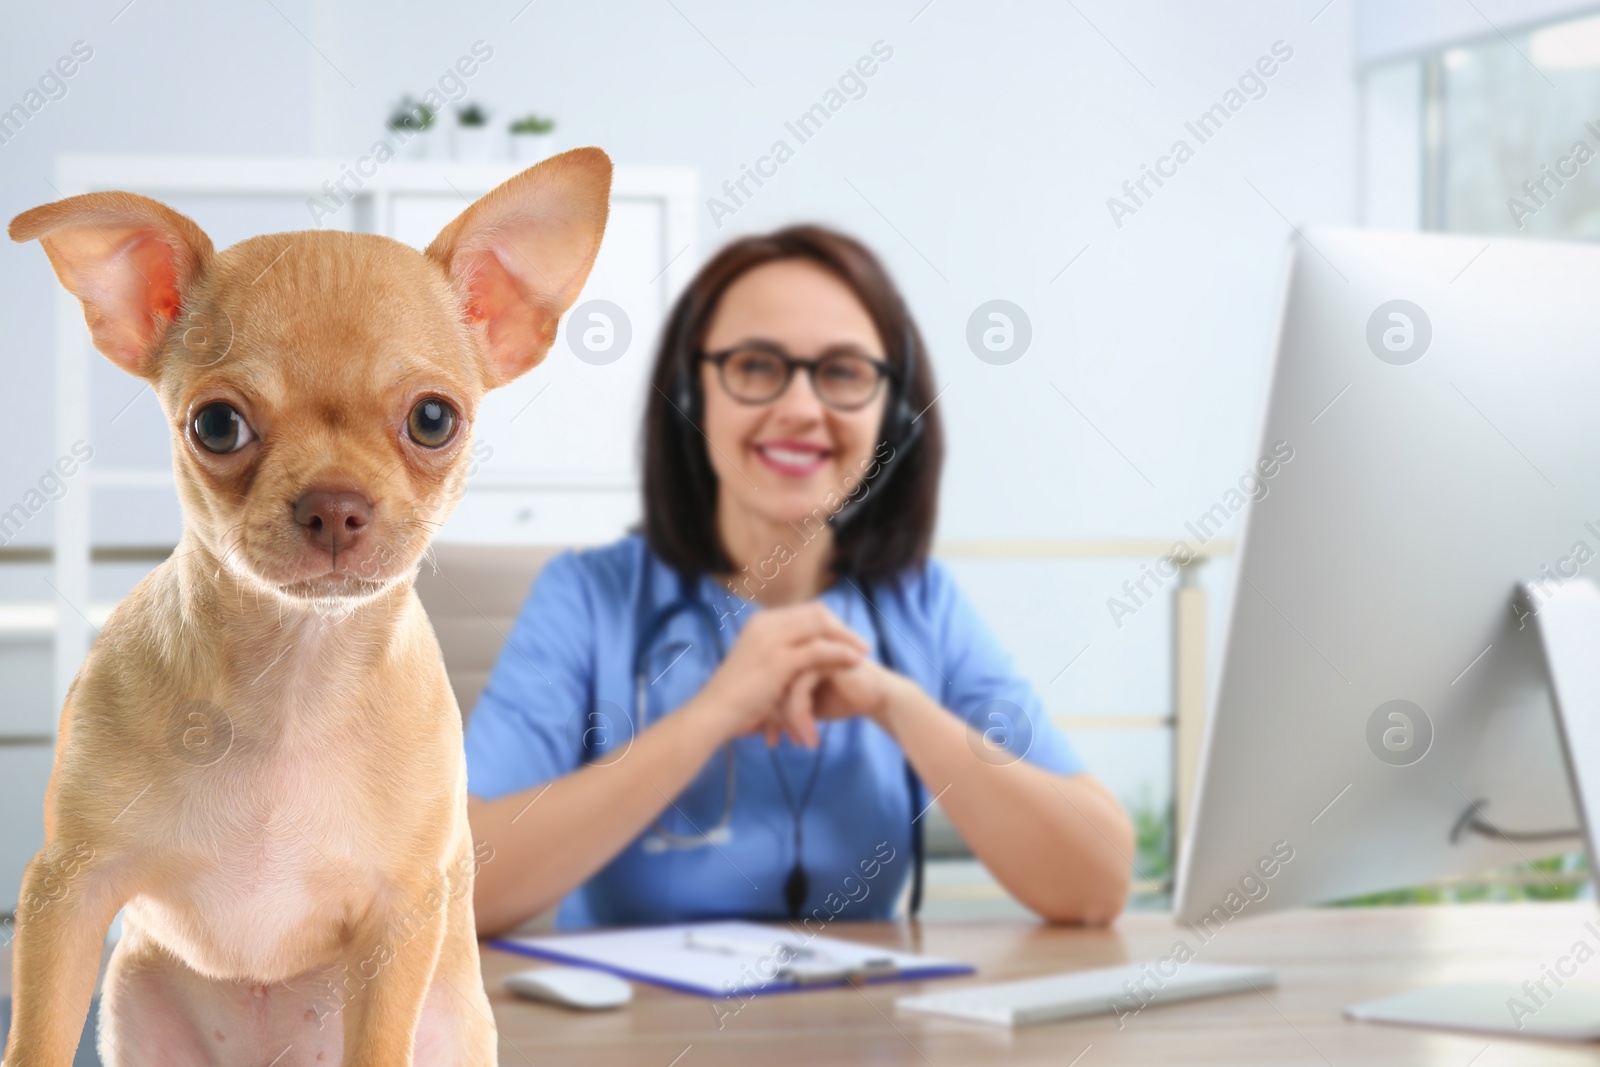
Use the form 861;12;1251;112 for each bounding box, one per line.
407;397;458;448
192;402;253;454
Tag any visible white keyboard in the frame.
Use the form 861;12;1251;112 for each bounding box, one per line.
896;961;1276;1027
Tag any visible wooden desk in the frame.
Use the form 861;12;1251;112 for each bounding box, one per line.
481;903;1600;1066
13;904;1600;1064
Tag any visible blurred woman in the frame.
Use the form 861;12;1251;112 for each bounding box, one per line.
465;225;1133;933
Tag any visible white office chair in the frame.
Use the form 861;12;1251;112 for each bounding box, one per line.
413;542;564;725
414;541;567;933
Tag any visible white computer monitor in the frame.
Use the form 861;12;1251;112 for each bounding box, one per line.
1174;227;1600;1038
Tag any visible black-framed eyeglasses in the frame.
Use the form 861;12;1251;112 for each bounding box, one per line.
700;341;895;412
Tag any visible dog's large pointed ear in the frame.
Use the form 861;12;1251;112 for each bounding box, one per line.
9;192;213;379
426;147;611;389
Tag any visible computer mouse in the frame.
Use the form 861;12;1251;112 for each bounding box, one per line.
504;966;633;1010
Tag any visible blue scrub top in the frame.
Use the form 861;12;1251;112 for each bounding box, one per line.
463;534;1086;929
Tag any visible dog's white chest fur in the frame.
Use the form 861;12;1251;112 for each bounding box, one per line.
127;700;385;981
91;651;479;1066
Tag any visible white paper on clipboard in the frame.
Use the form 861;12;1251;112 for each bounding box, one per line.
490;920;973;998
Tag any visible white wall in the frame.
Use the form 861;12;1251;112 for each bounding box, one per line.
0;0;1361;817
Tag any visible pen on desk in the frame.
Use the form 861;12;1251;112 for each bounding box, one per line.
683;930;819;960
780;956;901;984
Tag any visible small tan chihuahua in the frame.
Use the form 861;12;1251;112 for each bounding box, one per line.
5;148;611;1066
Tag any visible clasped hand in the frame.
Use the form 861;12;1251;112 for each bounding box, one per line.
694;601;907;749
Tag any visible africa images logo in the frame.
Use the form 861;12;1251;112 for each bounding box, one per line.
1366;300;1431;366
1365;699;1432;767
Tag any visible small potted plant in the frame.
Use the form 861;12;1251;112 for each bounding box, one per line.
387;95;434;161
454;103;494;162
509;113;557;163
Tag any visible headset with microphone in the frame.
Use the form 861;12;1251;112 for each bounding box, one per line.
837;310;925;529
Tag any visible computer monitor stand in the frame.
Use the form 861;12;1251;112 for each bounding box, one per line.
1346;579;1600;1040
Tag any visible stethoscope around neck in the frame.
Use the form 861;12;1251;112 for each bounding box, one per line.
608;555;926;917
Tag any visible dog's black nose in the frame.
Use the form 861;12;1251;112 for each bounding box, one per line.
293;490;372;553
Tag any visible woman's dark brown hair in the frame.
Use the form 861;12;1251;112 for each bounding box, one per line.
641;224;944;588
